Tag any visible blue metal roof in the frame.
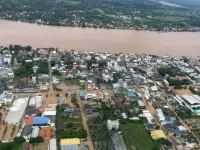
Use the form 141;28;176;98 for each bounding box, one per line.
32;117;49;125
79;92;85;97
128;92;134;97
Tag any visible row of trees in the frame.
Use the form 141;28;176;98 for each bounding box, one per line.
167;77;190;86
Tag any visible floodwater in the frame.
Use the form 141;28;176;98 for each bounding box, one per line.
0;20;200;56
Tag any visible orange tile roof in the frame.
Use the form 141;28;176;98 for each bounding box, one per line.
27;116;34;125
39;127;52;140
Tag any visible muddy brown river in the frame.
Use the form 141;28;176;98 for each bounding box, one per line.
0;20;200;56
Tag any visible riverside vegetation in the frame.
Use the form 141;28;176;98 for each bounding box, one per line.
1;0;200;32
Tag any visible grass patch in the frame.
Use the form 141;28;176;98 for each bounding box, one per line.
120;123;155;150
66;78;80;85
11;76;21;84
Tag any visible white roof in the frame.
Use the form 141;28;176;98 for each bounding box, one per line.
142;110;154;123
182;95;200;105
137;100;145;107
5;95;29;124
31;126;39;138
29;97;36;106
49;139;57;150
43;110;56;116
151;86;158;91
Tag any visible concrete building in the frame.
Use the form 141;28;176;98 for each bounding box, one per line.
35;93;43;108
107;120;119;130
155;108;165;121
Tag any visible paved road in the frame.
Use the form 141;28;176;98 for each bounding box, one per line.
77;94;94;150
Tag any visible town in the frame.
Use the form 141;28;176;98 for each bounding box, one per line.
0;44;200;150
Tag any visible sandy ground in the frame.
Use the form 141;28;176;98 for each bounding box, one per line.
174;89;193;95
0;125;19;141
0;108;19;141
168;86;193;95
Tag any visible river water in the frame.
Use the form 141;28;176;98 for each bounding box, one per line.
0;20;199;56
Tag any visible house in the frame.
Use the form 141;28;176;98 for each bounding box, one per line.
32;117;50;126
58;95;64;103
107;120;119;130
39;127;52;140
49;139;57;150
79;91;85;100
60;138;80;150
155;108;165;121
144;124;156;131
21;125;32;140
31;126;40;138
63;104;72;113
84;104;93;116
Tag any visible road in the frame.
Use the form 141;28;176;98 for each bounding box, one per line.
138;88;178;149
77;94;95;150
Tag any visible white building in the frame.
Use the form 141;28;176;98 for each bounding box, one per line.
35;93;43;108
5;95;29;124
31;126;39;138
182;95;200;108
107;120;119;130
142;110;155;124
155;108;165;121
53;77;59;84
3;54;12;64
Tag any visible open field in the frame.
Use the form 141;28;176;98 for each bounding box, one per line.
120;123;155;150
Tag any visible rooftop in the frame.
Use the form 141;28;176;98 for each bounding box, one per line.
60;138;80;146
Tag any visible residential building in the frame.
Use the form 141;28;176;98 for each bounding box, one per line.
107;120;119;130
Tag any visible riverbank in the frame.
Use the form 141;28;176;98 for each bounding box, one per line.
2;18;200;33
0;20;200;57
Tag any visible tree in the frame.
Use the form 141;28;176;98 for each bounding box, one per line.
66;122;73;128
65;93;68;97
25;46;32;51
13;136;26;144
29;136;44;143
52;70;61;75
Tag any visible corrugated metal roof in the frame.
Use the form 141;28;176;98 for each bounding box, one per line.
79;91;85;97
151;130;167;140
61;145;78;150
60;138;80;146
32;117;49;124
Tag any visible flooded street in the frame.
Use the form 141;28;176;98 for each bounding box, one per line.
0;20;200;56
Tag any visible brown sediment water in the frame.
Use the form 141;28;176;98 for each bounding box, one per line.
0;20;200;56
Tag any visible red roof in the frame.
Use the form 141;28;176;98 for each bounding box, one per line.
92;63;99;67
39;127;52;140
27;116;34;125
22;77;28;81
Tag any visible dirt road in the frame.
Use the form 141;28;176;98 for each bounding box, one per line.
77;95;94;150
